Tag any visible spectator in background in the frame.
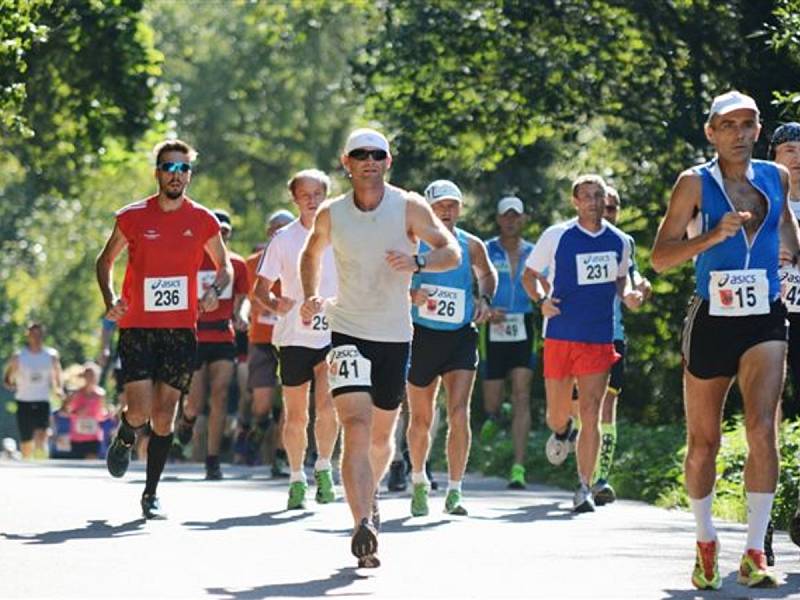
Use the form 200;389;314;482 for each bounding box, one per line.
68;362;110;459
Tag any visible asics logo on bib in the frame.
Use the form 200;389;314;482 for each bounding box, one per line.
580;254;612;265
717;273;758;287
150;279;183;291
780;270;800;283
330;347;361;361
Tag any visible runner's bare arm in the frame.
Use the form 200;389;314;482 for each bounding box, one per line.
387;193;460;273
233;293;248;330
467;234;497;323
51;352;64;399
3;354;19;390
95;224;129;318
521;267;548;301
201;233;233;313
651;170;750;273
299;206;332;320
777;165;800;263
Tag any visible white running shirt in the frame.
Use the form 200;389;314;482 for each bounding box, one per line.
15;346;58;402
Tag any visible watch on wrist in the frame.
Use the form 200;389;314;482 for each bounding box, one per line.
210;282;222;296
481;293;492;306
413;254;427;273
534;296;547;308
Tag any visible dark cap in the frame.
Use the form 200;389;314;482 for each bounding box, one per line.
769;122;800;159
213;209;232;230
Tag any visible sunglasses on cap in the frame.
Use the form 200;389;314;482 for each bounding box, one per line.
157;161;192;173
347;148;388;161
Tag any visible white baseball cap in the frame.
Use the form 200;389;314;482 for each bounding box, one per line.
707;91;759;123
424;179;463;205
497;196;524;215
344;128;390;154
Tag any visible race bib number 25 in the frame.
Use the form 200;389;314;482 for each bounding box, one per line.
327;345;371;391
144;276;188;312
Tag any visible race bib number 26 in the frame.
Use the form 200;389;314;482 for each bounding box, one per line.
708;269;769;316
144;276;188;312
327;345;371;391
419;285;466;324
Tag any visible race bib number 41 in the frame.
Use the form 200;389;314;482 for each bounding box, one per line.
419;285;466;324
576;252;618;285
708;269;769;316
144;276;188;312
328;345;371;391
780;266;800;314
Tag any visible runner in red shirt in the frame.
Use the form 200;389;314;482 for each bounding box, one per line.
176;209;249;480
96;139;232;519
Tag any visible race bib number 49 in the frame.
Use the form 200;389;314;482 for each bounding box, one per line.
576;252;618;285
708;269;769;316
780;266;800;313
144;276;188;312
327;345;371;391
419;285;466;324
489;312;526;342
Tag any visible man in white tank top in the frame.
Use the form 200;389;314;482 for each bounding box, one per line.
299;128;461;568
3;323;64;459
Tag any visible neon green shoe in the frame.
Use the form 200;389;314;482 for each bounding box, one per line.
479;418;500;444
444;489;468;516
410;482;429;517
691;540;721;590
314;469;336;504
737;549;778;588
508;463;526;490
287;480;308;510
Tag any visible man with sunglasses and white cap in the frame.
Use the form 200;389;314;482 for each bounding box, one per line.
300;128;460;568
96;139;232;519
406;179;497;518
652;91;800;589
478;195;537;490
175;209;249;481
254;169;339;511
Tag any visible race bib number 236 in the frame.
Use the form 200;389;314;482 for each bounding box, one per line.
144;276;188;312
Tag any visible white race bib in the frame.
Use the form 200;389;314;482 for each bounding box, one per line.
56;435;71;453
327;345;372;391
576;252;618;285
196;270;233;300
489;313;526;342
708;269;769;316
75;417;99;436
301;313;330;334
419;285;466;324
780;266;800;314
144;276;188;312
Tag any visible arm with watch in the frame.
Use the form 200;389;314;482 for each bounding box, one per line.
468;233;497;324
200;232;233;313
522;266;560;317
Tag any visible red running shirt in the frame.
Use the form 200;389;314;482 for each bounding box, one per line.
116;195;220;329
197;251;249;343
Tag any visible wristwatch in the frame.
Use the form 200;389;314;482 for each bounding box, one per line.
210;282;223;296
481;293;493;306
413;254;427;273
534;296;547;308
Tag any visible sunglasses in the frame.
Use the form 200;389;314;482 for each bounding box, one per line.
158;161;192;173
347;148;388;161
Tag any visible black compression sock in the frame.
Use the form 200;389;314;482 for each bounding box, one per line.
144;432;173;496
118;413;142;445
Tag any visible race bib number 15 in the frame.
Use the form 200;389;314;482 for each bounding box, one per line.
144;276;188;312
708;269;769;316
327;345;371;391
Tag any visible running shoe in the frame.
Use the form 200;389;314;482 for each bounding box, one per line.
507;463;526;490
357;554;381;568
545;420;573;466
106;435;132;478
315;469;336;504
205;463;223;481
737;549;778;588
691;539;721;590
479;417;500;444
175;415;195;446
141;493;166;520
351;518;378;558
764;520;774;566
444;489;468;516
371;490;381;531
411;482;430;517
387;460;407;492
591;478;616;506
573;483;595;513
790;508;800;547
287;480;308;510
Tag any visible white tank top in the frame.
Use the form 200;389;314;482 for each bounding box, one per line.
15;346;58;402
327;184;416;342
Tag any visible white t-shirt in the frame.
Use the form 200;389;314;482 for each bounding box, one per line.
15;346;59;403
258;219;337;349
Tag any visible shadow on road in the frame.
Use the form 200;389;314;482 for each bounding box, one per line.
659;572;800;599
472;501;577;524
310;516;452;538
1;518;144;545
206;567;370;599
183;510;313;531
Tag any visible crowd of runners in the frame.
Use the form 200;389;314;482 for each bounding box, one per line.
4;89;800;588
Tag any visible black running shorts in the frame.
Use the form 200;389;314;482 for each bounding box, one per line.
247;343;279;389
15;401;49;442
608;339;626;394
279;345;330;387
408;324;478;388
681;296;788;379
329;331;410;411
193;341;236;370
479;312;537;380
118;328;196;394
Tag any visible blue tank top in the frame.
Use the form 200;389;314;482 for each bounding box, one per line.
412;228;474;331
693;159;784;301
486;237;534;314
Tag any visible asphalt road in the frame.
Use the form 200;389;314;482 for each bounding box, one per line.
1;460;799;599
